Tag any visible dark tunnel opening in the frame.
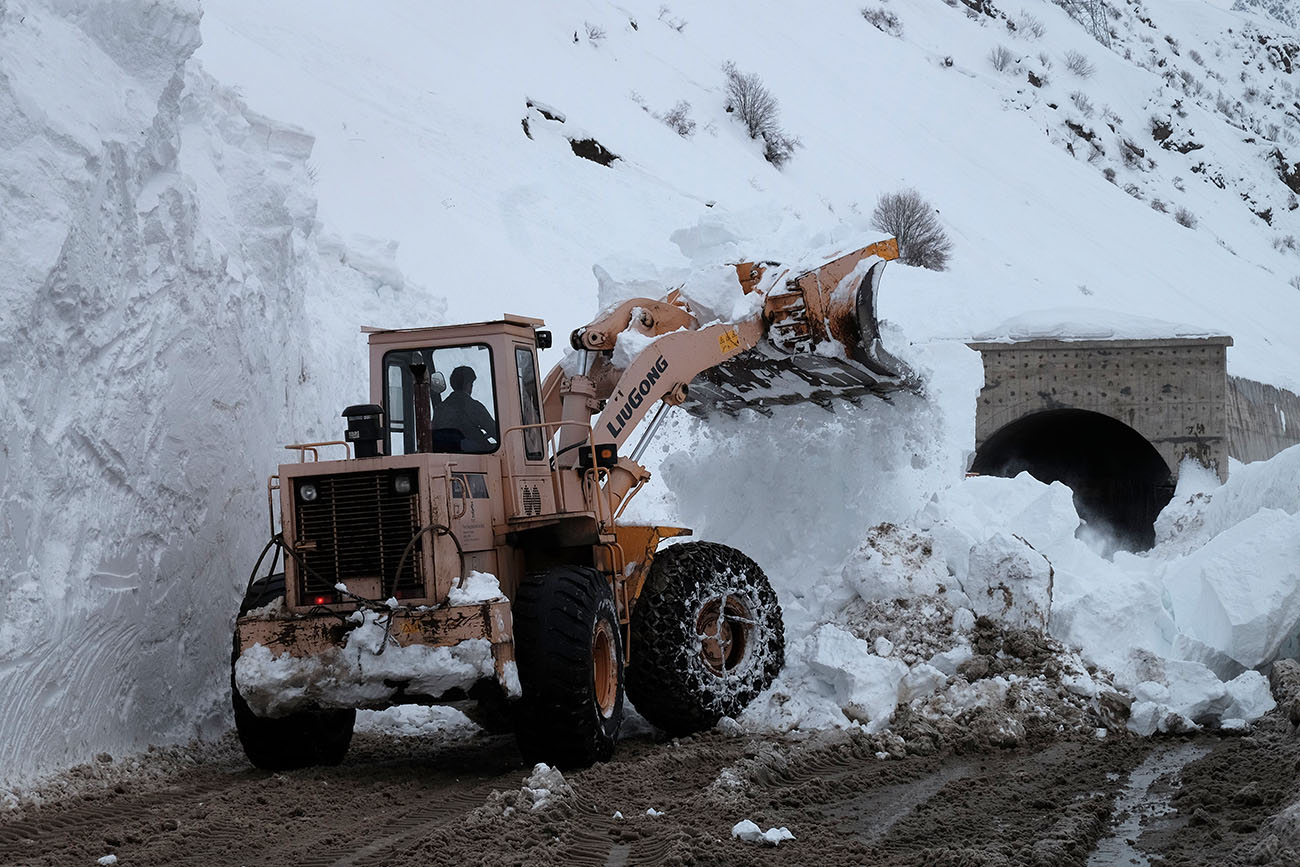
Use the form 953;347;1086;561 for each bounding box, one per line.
969;409;1175;552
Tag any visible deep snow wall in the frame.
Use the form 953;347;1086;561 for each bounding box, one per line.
0;0;435;787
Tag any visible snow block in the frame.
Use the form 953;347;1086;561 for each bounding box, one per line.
900;663;948;703
1126;655;1233;734
962;532;1053;630
1163;509;1300;669
807;624;907;732
841;523;953;603
1224;670;1276;721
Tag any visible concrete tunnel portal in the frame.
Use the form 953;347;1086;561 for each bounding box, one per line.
969;408;1175;551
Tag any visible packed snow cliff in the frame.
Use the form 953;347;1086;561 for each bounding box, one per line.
0;0;437;788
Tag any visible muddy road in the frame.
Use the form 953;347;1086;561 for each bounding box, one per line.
4;712;1300;867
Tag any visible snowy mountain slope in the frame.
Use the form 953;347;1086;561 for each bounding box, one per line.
0;0;438;787
198;0;1300;390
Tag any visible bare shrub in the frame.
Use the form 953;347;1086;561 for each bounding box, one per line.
762;130;801;167
989;44;1016;72
1103;166;1116;183
657;5;687;31
724;62;779;139
1274;234;1297;252
723;62;801;167
870;188;954;271
1165;34;1180;55
660;100;695;137
1289;275;1300;291
1070;90;1095;116
584;22;607;43
1189;48;1204;66
1015;12;1046;38
1063;49;1096;77
1038;50;1053;68
1173;206;1198;228
862;6;903;36
1123;182;1144;199
1151;198;1168;213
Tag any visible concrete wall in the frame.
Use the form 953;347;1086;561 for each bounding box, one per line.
968;337;1233;481
1228;376;1300;463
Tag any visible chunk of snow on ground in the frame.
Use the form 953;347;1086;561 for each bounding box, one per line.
731;819;795;846
963;532;1053;631
807;624;908;731
522;763;572;811
646;807;664;817
841;524;954;603
354;705;478;737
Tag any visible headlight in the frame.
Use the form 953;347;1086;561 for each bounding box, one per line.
393;475;413;495
299;482;319;502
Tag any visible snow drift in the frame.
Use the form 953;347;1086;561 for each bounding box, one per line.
0;0;436;788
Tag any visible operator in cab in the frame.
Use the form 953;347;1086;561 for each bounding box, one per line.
433;365;498;452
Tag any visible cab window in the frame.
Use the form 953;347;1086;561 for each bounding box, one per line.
516;347;544;461
383;344;498;455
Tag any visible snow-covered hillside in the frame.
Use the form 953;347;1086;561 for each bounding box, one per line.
4;0;1300;791
197;0;1300;389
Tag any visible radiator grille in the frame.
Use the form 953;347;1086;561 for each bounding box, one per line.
293;471;422;598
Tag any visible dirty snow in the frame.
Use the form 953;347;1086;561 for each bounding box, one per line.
234;609;495;716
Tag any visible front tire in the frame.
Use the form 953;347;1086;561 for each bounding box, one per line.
625;542;784;736
513;565;624;768
231;574;355;771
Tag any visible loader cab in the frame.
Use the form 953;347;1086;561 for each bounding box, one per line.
366;316;549;466
382;343;500;456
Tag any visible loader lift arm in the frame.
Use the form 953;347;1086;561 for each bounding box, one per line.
539;237;918;518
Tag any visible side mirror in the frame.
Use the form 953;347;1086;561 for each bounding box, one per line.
430;371;447;394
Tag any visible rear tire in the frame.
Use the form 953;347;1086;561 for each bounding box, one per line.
231;574;355;771
513;565;624;768
625;542;784;737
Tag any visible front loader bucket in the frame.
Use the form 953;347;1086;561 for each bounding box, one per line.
683;242;919;416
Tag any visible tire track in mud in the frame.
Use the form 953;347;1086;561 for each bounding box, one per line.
0;734;525;867
11;724;1300;866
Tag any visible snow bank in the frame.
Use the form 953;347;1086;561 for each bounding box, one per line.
0;0;436;787
655;361;1299;740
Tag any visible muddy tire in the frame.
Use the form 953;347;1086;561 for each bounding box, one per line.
513;565;624;768
231;574;355;771
625;542;784;737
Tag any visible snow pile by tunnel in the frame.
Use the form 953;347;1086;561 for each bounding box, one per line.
0;0;438;789
653;362;1298;742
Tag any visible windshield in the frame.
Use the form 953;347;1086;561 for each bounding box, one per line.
383;344;498;455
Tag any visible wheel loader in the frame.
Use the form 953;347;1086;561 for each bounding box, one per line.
231;237;915;769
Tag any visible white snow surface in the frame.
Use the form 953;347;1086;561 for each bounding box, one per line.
446;571;506;607
7;0;1300;790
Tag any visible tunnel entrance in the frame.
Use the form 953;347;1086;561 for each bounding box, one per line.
970;409;1175;552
